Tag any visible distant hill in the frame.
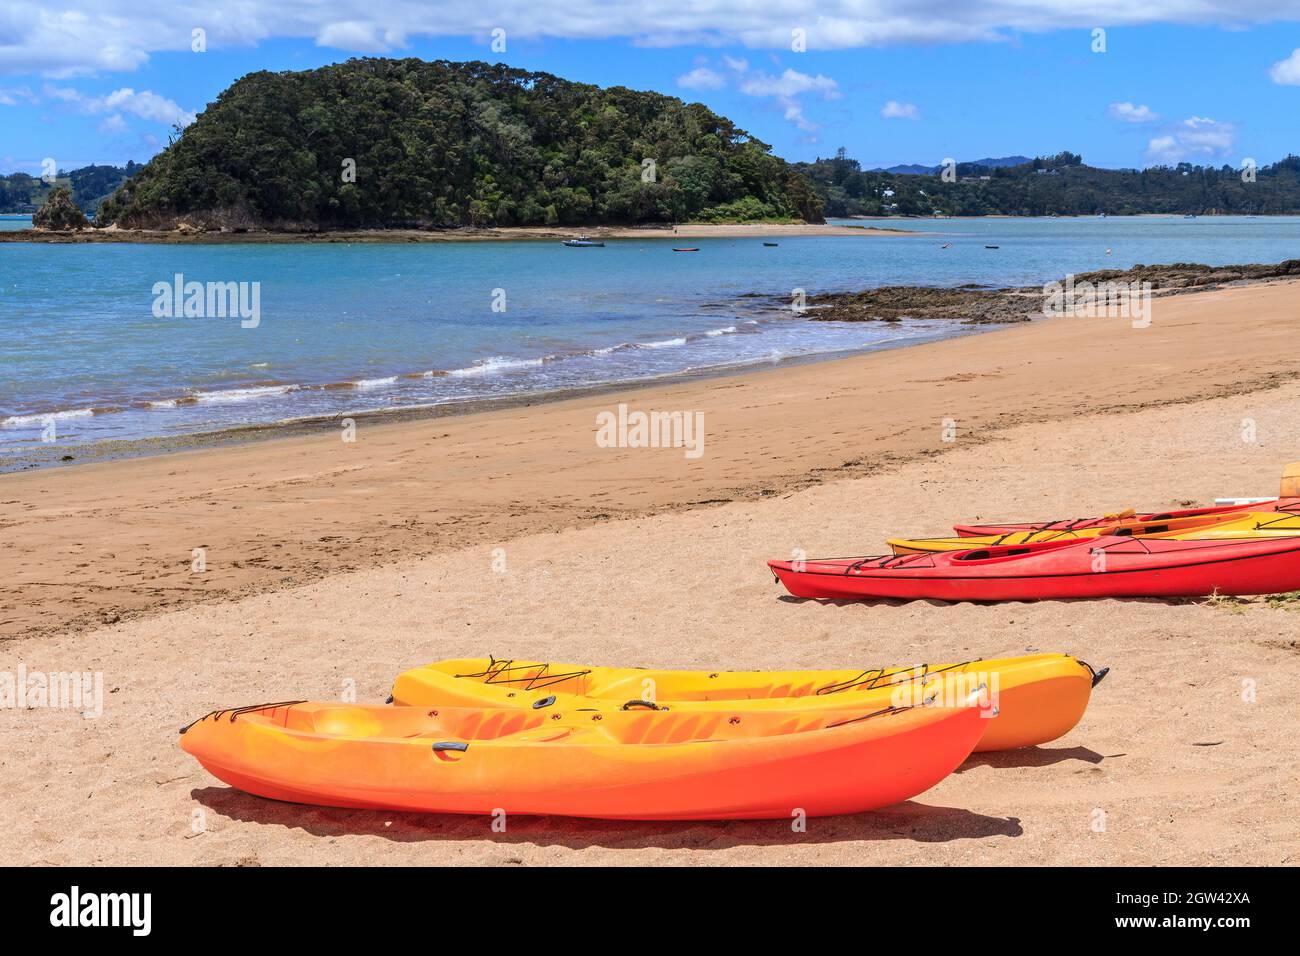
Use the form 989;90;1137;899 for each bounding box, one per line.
796;150;1300;216
98;58;823;230
0;163;140;215
873;156;1032;175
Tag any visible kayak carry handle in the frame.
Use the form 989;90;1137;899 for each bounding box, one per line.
621;699;662;711
532;695;557;709
431;741;469;752
1078;659;1110;688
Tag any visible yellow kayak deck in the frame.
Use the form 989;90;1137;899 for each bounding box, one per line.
889;510;1286;554
391;653;1105;752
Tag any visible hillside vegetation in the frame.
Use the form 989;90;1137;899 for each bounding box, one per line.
0;163;139;215
797;151;1300;217
98;58;823;230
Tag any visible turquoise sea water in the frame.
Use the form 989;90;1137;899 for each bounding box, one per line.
1;215;1298;455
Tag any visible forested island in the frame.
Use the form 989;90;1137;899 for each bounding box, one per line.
7;58;1300;231
92;59;821;230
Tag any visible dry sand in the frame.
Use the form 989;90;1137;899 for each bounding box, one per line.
3;279;1299;865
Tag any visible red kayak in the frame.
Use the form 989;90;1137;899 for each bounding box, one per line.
769;535;1300;602
952;498;1300;537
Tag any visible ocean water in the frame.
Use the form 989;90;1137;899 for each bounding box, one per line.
2;215;1299;454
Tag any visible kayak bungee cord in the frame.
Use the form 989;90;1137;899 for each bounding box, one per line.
456;657;594;691
824;701;924;729
814;660;975;696
179;700;306;734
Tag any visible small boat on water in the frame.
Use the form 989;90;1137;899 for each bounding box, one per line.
672;247;700;252
562;235;604;247
763;242;779;247
940;242;952;249
985;245;999;249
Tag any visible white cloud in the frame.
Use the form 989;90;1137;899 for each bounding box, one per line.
39;83;196;126
1146;116;1235;163
880;100;918;119
1269;48;1300;85
676;66;725;90
6;2;1300;77
733;64;840;131
315;22;407;53
0;85;38;105
98;114;129;134
102;88;196;125
1108;101;1157;123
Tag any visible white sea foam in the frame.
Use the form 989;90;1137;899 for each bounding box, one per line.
448;356;548;377
0;407;95;428
354;376;399;390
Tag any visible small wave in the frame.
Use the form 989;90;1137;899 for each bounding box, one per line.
150;385;295;407
448;355;548;377
635;336;688;349
354;376;398;390
589;342;635;356
1;407;96;428
704;325;738;337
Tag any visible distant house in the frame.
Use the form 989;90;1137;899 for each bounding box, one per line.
881;188;895;197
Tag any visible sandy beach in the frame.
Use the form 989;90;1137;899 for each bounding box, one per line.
0;221;918;244
4;278;1300;866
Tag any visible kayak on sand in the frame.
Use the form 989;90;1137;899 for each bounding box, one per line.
390;652;1106;752
890;510;1267;555
769;534;1300;602
952;497;1300;537
179;690;987;820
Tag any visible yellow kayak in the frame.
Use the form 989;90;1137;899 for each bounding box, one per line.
1146;511;1300;540
391;653;1107;752
889;510;1256;554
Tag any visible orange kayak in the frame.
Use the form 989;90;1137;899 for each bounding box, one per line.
179;691;986;820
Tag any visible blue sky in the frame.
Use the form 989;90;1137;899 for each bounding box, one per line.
4;3;1300;175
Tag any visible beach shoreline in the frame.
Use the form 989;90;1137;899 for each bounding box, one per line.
3;277;1300;645
4;277;1300;863
0;221;922;244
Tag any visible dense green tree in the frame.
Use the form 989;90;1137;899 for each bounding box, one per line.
96;58;823;229
795;152;1300;217
31;187;89;230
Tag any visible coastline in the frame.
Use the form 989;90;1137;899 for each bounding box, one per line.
1;326;987;474
5;278;1300;863
3;276;1299;643
0;221;922;244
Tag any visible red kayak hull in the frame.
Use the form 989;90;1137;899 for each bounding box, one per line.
952;498;1300;537
769;535;1300;602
